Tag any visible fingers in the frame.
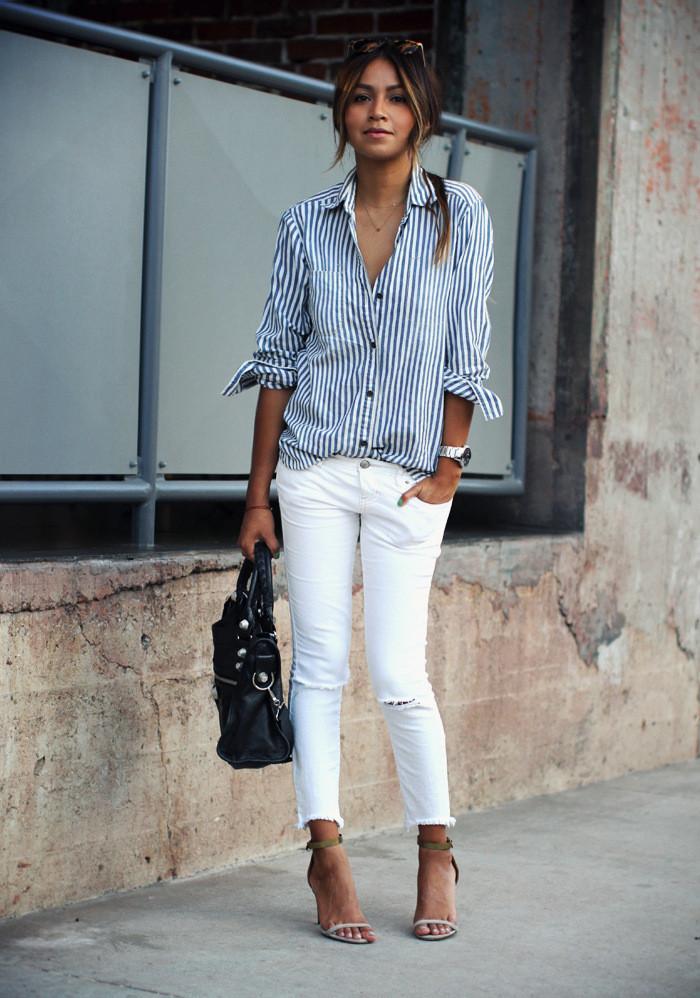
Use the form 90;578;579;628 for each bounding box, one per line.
238;527;281;561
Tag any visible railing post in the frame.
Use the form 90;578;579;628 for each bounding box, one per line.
132;49;172;549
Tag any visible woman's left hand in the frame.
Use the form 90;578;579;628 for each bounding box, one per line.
398;464;462;506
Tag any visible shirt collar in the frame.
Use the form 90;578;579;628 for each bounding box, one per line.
320;161;438;215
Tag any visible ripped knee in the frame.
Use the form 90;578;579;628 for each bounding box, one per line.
381;696;420;710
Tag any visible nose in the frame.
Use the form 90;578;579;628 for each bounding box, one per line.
368;96;389;117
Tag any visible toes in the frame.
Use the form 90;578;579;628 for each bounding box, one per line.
418;921;449;935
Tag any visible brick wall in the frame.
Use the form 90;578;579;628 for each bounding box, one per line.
32;0;436;81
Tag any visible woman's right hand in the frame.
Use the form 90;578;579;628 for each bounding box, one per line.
238;508;281;562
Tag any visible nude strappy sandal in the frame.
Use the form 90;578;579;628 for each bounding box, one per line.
413;834;460;940
306;833;375;943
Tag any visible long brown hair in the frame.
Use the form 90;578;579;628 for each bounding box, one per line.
329;39;451;266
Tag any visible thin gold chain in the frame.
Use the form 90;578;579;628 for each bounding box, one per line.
357;197;405;232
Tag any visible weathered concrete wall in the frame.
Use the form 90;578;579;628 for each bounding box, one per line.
583;0;698;716
1;0;698;920
1;524;696;918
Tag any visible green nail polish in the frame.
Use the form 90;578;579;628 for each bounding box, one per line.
397;497;403;506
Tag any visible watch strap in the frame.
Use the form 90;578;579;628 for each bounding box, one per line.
438;444;471;467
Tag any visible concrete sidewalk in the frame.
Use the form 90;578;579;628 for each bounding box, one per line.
0;760;698;998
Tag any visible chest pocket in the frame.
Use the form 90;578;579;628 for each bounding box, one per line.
308;269;359;344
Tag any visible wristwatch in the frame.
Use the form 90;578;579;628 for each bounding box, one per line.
438;444;471;468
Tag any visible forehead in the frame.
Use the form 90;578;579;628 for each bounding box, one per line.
354;58;403;89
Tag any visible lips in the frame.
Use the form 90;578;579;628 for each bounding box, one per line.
365;129;390;134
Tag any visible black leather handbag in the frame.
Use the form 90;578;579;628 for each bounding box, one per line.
211;539;294;769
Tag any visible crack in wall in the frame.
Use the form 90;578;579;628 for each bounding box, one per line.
672;625;695;662
73;607;139;677
139;680;178;881
555;582;587;662
0;559;247;616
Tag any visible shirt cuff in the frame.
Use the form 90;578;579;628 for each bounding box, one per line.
221;359;297;396
443;368;504;421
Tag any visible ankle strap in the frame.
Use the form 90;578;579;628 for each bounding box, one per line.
416;835;454;850
306;833;343;850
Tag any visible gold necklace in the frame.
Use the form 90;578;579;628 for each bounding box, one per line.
358;197;405;233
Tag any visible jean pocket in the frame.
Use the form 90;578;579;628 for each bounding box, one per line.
415;494;453;507
394;467;452;506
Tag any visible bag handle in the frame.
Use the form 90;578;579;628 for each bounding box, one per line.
253;539;275;621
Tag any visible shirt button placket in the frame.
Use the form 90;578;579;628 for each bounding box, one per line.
362;286;382;454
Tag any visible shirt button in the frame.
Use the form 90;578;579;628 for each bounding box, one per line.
366;389;373;398
369;341;376;348
360;439;368;446
359;459;370;468
376;292;383;299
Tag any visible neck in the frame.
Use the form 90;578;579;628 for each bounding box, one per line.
354;156;414;207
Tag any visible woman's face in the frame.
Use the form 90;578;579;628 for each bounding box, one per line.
344;56;416;164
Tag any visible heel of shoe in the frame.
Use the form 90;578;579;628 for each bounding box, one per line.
307;832;344;925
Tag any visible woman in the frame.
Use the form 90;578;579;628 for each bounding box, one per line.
221;37;504;944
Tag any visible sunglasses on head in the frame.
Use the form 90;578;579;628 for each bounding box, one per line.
347;37;426;67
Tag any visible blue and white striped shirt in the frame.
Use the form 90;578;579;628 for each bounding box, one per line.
221;160;504;482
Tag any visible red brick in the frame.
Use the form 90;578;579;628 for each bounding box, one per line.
287;37;346;61
171;0;227;17
347;0;406;7
377;9;434;32
196;19;255;42
288;0;343;12
230;0;291;14
316;12;374;34
223;39;283;61
257;14;313;38
114;2;171;22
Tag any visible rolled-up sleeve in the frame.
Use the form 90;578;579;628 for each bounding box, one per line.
220;207;310;396
443;197;504;421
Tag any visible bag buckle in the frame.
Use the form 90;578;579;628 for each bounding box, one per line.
252;669;274;691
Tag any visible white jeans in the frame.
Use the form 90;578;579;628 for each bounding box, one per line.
275;454;456;833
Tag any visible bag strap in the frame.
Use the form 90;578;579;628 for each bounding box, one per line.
235;556;255;600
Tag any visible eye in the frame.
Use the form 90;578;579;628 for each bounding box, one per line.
391;94;407;102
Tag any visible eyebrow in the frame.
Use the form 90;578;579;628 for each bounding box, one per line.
353;83;405;91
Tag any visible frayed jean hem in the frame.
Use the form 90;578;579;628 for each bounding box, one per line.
405;815;457;832
296;814;345;832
